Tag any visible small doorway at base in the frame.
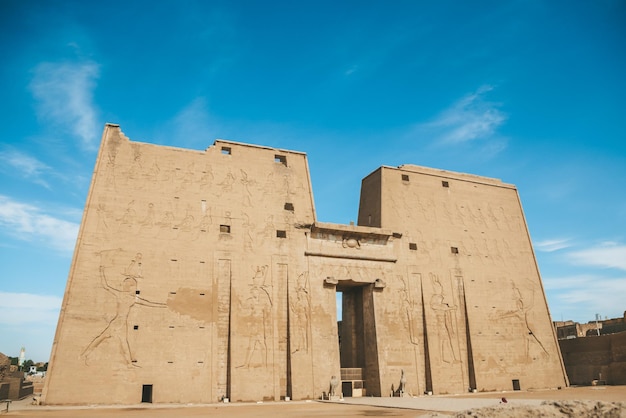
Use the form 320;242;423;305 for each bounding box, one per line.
141;384;153;403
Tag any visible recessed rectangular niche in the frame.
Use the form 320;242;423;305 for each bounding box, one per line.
221;147;231;155
275;154;287;166
141;384;153;403
220;225;231;233
401;174;409;182
409;243;418;250
451;246;459;254
133;325;139;330
442;180;450;187
276;230;287;238
284;202;294;211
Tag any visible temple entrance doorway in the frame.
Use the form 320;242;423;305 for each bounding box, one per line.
336;282;380;397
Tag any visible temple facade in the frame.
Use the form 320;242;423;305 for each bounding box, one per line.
42;123;568;404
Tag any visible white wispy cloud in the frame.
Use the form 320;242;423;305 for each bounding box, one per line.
419;85;507;147
0;149;51;188
0;195;79;253
567;242;626;271
0;292;62;326
544;274;626;322
29;60;100;150
535;238;573;252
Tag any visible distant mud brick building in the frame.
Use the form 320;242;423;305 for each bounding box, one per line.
42;124;568;404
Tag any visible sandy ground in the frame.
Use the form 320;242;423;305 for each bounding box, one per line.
4;386;625;417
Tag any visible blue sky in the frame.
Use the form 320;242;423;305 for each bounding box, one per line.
1;0;625;362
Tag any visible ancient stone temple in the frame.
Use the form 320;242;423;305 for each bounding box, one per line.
42;123;568;404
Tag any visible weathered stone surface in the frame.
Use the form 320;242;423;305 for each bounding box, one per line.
42;124;567;405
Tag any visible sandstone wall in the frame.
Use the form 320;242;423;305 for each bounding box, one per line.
560;332;626;385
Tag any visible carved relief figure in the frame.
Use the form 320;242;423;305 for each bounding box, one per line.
176;205;195;232
240;169;255;207
200;165;214;188
290;272;310;354
96;203;109;233
81;262;166;367
138;203;156;235
429;273;459;363
241;212;255;251
497;281;549;360
400;277;419;345
218;170;236;195
104;149;118;188
116;200;137;233
238;266;272;368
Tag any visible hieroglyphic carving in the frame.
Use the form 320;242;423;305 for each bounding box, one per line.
138;203;156;236
238;266;273;368
240;169;255;207
177;162;195;191
96;202;109;234
117;200;137;233
400;276;419;346
218;170;236;195
290;272;310;354
125;143;143;180
200;165;214;188
242;212;255;251
176;205;195;233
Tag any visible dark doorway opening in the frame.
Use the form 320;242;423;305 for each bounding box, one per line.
336;283;381;396
141;384;153;403
512;379;521;391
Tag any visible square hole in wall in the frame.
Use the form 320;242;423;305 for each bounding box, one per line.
221;147;231;155
442;180;449;187
284;202;294;211
133;325;139;330
220;225;231;233
276;230;287;238
275;154;287;166
409;243;418;250
135;290;140;295
402;174;409;182
451;246;459;254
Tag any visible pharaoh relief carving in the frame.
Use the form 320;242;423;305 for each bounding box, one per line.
199;165;214;188
81;250;167;367
399;276;419;346
124;143;143;181
241;212;255;251
429;273;460;364
138;203;156;236
117;200;137;233
144;160;160;183
290;272;311;354
238;265;273;368
177;162;195;192
494;280;549;362
218;170;236;196
240;169;255;207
